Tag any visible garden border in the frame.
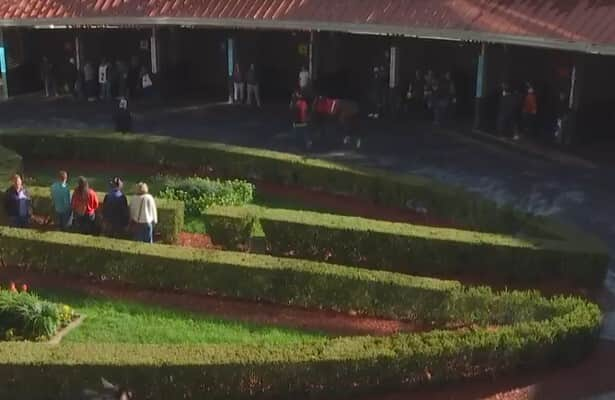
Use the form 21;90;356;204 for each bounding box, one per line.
205;204;609;286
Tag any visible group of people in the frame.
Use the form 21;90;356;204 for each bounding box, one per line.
497;82;571;144
403;69;457;125
41;55;154;102
4;172;158;243
231;63;261;107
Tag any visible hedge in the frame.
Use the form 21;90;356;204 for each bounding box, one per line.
0;145;22;182
0;129;538;235
0;186;184;244
0;227;602;399
205;205;609;287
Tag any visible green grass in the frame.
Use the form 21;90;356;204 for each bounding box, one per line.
37;288;325;345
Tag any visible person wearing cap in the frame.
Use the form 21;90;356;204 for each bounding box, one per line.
102;177;130;238
129;182;158;243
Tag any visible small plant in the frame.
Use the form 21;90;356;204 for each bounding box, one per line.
157;176;254;217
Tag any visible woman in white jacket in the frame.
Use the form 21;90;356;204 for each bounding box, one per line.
130;182;158;243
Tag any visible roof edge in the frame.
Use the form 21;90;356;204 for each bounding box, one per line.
0;17;613;55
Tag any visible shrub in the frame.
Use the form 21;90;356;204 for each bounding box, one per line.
206;205;609;287
0;290;60;340
157;176;254;217
204;206;256;250
0;129;538;235
0;186;184;244
0;145;22;182
0;227;602;399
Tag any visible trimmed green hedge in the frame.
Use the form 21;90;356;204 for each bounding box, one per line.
0;145;22;182
205;205;609;287
0;129;536;235
0;227;602;399
0;186;184;244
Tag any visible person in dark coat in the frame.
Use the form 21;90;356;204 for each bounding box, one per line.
102;177;130;238
114;98;132;133
4;174;31;228
497;84;520;138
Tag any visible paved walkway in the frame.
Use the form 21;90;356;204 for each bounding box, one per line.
2;95;615;398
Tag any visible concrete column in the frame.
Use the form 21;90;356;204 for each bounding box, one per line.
0;29;8;100
226;37;235;102
473;43;487;129
150;27;159;74
308;31;318;81
74;33;82;71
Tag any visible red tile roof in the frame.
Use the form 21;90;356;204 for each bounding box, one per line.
1;1;615;53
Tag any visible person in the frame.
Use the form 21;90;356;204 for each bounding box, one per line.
3;174;31;228
113;98;132;133
232;63;244;104
102;177;130;238
99;59;112;101
443;71;457;119
40;57;56;97
521;82;538;139
298;65;310;93
497;83;520;139
50;170;72;230
406;70;424;117
116;59;129;98
368;66;384;119
83;61;97;101
71;176;99;235
555;91;571;146
432;79;450;126
246;64;261;107
140;66;154;98
130;182;157;243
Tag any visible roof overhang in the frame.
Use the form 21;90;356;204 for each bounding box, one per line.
1;17;614;56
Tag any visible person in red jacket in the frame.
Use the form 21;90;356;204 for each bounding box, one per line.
71;176;99;235
520;82;538;140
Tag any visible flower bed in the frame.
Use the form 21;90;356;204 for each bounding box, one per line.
0;227;602;399
0;282;75;342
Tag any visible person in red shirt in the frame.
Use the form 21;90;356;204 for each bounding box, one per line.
520;82;538;140
71;176;99;235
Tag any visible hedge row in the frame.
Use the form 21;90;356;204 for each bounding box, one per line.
0;145;22;182
0;186;184;244
0;129;536;235
205;205;609;287
0;227;602;399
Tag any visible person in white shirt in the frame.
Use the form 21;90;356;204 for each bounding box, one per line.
99;59;111;101
298;66;310;92
130;182;158;243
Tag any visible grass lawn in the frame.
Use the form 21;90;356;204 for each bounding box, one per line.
38;288;324;345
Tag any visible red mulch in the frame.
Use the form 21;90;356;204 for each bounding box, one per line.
0;267;424;337
178;232;218;249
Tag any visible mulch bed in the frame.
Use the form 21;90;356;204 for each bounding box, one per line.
0;267;425;337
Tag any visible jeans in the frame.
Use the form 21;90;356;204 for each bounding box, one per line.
9;216;29;228
55;211;72;231
74;213;96;235
100;81;112;100
134;222;153;243
247;84;261;107
233;82;245;104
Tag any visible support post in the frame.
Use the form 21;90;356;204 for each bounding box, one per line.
0;29;8;101
308;31;316;81
74;33;82;71
150;27;159;74
473;43;487;129
226;37;235;103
